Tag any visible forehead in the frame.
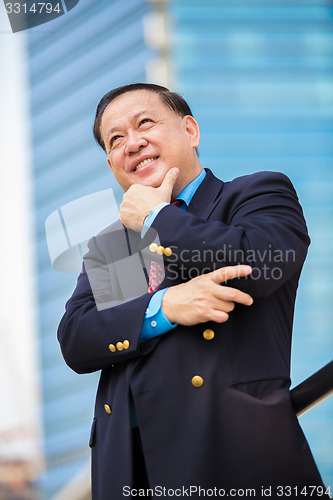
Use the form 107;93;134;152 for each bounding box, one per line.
101;90;173;133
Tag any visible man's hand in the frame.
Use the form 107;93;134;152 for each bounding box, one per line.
119;168;179;231
162;265;253;326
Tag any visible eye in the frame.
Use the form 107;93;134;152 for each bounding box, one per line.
139;118;152;126
109;135;121;149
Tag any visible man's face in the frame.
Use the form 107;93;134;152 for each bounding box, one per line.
100;90;201;193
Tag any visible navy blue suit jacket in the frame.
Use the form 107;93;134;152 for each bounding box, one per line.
58;169;325;499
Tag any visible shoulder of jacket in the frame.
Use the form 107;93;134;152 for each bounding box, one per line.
223;170;294;195
229;170;291;185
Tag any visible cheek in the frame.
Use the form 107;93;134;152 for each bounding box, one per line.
164;132;186;153
109;151;123;172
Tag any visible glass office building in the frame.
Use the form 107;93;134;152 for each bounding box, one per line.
26;0;159;497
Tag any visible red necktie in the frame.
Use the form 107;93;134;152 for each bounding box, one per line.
148;200;182;293
148;261;164;293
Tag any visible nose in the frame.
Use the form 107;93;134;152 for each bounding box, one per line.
124;131;148;155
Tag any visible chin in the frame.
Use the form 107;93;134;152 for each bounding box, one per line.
143;174;165;188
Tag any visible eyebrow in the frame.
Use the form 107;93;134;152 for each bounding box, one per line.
105;110;154;147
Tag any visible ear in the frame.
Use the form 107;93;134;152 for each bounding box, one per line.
107;157;113;172
183;115;200;148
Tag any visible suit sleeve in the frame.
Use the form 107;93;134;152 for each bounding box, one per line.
57;235;155;374
151;171;310;299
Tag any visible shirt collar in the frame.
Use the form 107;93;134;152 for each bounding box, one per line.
175;169;206;206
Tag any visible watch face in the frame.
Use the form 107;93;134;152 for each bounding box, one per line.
3;0;80;33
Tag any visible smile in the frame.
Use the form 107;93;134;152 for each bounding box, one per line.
134;157;158;171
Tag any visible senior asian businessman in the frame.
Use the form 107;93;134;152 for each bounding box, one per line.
58;83;326;500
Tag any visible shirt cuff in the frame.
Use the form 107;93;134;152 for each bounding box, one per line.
141;202;169;238
140;288;178;342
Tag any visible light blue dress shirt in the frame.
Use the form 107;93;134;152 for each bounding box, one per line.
140;169;206;342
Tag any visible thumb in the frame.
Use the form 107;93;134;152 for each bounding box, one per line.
159;168;179;198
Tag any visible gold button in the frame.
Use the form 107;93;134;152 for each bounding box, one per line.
104;404;112;414
164;247;172;257
203;329;215;340
116;342;124;351
109;344;116;352
192;375;204;388
157;245;164;255
123;340;130;349
149;243;158;253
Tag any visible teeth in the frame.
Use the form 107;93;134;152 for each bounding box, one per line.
135;157;157;171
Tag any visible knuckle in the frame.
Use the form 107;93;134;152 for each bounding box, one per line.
198;305;209;320
217;269;227;281
197;282;210;296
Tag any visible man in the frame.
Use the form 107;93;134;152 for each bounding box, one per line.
58;83;326;499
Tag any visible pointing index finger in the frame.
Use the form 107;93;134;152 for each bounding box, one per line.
210;265;253;284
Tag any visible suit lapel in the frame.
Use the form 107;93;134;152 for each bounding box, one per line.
106;222;151;299
187;168;224;219
106;219;129;261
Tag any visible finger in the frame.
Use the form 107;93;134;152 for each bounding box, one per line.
209;309;229;324
209;265;252;284
202;294;236;313
214;286;253;306
159;168;179;198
